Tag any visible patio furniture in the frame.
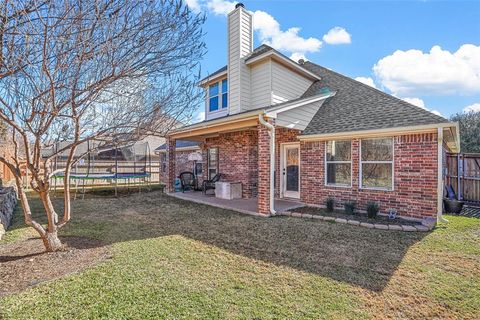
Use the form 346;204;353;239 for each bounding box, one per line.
215;181;242;200
202;173;223;195
179;171;196;192
443;184;465;214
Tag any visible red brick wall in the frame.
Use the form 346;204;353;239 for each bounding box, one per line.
203;130;258;198
274;127;301;198
300;133;439;220
159;149;202;185
257;123;271;214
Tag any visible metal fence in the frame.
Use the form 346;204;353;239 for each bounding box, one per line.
446;153;480;205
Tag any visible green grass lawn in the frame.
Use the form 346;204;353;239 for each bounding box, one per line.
1;190;480;319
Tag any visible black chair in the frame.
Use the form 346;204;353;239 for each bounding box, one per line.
202;173;223;195
179;171;196;192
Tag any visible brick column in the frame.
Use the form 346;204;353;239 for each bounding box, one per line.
257;122;271;215
166;137;176;193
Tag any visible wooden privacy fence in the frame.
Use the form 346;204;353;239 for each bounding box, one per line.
446;153;480;205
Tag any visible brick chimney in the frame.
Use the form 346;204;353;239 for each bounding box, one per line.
227;3;253;114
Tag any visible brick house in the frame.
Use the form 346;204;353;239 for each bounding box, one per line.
166;3;460;221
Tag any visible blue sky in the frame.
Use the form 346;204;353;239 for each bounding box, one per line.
187;0;480;121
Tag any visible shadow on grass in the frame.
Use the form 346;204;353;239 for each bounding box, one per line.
3;190;428;292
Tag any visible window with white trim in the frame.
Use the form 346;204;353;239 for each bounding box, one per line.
208;79;228;112
207;148;218;179
325;140;352;187
360;138;394;190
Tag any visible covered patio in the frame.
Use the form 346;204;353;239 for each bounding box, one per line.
169;191;303;216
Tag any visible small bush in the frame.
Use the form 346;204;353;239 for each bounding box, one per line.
366;201;380;219
326;197;335;212
344;201;356;215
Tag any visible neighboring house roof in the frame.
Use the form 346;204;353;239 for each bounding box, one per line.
155;140;200;152
199;66;227;84
300;62;448;135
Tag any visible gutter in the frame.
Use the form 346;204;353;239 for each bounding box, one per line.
437;127;449;224
258;113;276;216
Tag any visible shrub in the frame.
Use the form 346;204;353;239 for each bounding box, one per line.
344;201;356;215
366;201;380;219
326;197;335;212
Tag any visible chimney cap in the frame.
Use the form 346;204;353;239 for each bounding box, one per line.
235;3;245;9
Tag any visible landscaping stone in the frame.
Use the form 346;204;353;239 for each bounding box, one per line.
335;218;348;224
323;216;335;222
373;224;389;230
291;212;302;218
360;222;374;228
312;215;324;220
0;186;18;240
402;225;417;232
301;213;313;219
421;217;437;229
415;225;430;232
347;220;360;226
388;225;403;231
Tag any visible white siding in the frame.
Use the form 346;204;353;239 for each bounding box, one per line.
275;100;324;130
250;60;272;109
227;7;253;115
271;61;313;104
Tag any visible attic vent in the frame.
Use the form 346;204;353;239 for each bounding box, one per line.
298;59;305;65
235;3;245;9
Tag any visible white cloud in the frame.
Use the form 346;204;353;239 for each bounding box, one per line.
464;103;480;113
195;111;205;122
252;10;322;59
354;77;376;88
185;0;202;13
206;0;236;16
322;27;351;45
402;97;425;109
373;44;480;96
290;53;307;63
400;97;444;117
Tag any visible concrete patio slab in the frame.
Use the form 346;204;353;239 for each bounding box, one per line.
168;191;302;216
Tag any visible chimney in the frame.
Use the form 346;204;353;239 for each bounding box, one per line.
227;3;253;114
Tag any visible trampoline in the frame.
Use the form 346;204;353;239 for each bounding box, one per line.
50;140;152;198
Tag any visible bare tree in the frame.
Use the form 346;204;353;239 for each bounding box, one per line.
0;0;206;251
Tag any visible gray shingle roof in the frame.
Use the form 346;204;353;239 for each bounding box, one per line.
199;65;227;83
156;140;199;151
300;61;449;135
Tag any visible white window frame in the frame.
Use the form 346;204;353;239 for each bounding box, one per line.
207;79;228;114
359;137;394;191
207;147;219;180
324;140;352;188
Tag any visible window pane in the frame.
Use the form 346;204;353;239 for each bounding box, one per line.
208;148;218;167
209;83;218;96
362;163;392;189
327;163;351;186
209;96;219;111
326;140;351;161
222;93;228;109
361;138;393;161
222;79;228;93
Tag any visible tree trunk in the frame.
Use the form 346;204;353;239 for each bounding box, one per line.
38;190;63;252
42;231;63;252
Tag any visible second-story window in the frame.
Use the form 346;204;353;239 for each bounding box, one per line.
208;79;228;112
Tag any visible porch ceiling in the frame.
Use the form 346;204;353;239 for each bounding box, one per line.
169;116;259;141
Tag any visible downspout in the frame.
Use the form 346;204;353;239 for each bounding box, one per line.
437;127;449;224
258;113;276;216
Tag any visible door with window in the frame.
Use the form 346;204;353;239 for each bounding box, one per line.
281;143;300;198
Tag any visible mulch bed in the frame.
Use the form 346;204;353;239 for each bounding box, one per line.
0;236;110;297
291;206;421;227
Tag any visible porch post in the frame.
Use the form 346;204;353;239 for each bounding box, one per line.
257;121;272;215
166;137;176;193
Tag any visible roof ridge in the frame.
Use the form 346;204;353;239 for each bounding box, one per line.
303;61;449;123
